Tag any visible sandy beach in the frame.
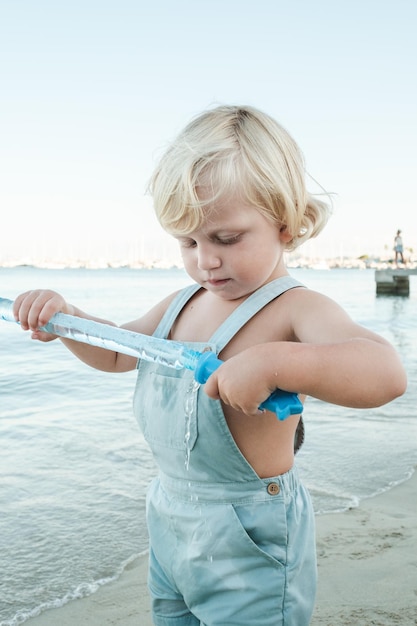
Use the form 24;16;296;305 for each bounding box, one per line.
26;469;417;626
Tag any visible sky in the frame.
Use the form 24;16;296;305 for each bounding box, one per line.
1;0;416;266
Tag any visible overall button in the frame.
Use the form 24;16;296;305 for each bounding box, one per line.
267;482;280;496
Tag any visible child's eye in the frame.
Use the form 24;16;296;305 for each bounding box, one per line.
216;234;242;245
179;238;197;248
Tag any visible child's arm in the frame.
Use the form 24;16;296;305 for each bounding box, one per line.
13;289;175;373
204;290;407;416
13;289;136;372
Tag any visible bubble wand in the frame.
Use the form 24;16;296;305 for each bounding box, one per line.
0;297;302;420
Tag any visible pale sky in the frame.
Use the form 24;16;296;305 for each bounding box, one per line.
1;0;416;265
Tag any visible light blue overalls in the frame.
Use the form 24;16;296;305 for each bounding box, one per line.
133;276;317;626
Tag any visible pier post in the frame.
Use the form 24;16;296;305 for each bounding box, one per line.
375;269;410;295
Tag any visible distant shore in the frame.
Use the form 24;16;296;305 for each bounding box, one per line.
0;257;414;271
26;469;417;626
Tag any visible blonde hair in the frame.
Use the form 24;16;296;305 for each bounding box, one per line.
149;105;331;250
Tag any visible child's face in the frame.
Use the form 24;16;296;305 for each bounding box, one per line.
174;192;291;301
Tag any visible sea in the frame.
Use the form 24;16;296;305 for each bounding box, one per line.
1;266;416;625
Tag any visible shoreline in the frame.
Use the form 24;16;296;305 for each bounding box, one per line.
25;470;417;626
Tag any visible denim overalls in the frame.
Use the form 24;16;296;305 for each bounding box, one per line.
133;276;317;626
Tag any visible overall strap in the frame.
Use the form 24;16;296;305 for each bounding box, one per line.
209;276;304;352
153;275;304;345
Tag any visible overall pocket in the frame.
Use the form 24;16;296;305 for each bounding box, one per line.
134;363;199;452
231;500;288;568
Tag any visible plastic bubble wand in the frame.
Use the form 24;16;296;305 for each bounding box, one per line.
0;297;302;420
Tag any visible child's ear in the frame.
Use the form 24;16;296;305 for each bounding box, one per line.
279;225;293;243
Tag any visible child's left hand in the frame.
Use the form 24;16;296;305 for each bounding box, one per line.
203;346;281;416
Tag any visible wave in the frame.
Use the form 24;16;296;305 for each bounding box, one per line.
0;551;149;626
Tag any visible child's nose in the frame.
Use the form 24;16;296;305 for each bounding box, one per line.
197;245;221;270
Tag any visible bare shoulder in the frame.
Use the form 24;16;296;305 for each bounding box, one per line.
280;285;384;344
120;290;182;336
245;285;343;338
280;284;346;312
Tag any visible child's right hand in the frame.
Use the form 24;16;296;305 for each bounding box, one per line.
13;290;73;341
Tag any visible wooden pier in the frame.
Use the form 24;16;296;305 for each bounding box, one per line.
375;268;417;295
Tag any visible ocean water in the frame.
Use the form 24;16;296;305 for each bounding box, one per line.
0;266;416;625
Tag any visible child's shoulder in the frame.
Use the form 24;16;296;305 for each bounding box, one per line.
259;284;346;332
274;283;343;314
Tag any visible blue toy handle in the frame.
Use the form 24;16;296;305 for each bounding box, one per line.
194;351;303;421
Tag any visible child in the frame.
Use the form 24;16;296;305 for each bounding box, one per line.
13;105;407;626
